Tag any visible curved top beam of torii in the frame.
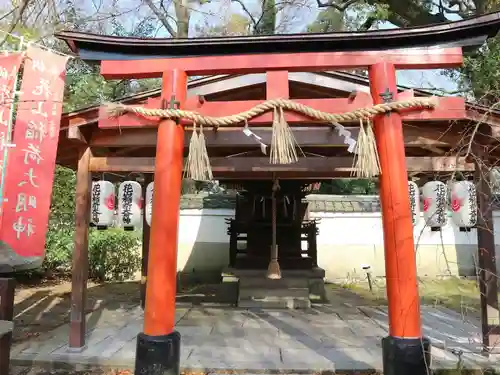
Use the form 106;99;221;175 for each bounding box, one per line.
53;13;500;78
55;11;500;61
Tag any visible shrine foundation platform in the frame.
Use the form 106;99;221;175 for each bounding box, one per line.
10;304;500;373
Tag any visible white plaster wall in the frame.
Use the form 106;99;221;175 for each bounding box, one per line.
177;209;234;274
309;212;484;280
175;209;499;280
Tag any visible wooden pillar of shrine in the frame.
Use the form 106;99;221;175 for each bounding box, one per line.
369;62;430;375
140;174;153;309
69;146;92;350
475;154;500;352
134;70;186;375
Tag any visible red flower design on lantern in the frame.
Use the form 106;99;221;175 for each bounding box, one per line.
138;197;143;210
423;197;431;212
450;194;462;212
105;194;115;210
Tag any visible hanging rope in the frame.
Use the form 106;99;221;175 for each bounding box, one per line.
106;97;437;180
267;178;281;280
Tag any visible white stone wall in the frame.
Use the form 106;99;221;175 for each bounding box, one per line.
174;208;500;280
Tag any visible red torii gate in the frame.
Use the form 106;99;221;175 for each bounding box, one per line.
56;21;498;374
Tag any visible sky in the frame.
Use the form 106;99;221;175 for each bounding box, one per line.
185;0;463;94
82;0;464;94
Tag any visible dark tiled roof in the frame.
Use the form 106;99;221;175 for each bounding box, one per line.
56;12;500;60
180;193;382;213
306;195;381;213
180;193;237;210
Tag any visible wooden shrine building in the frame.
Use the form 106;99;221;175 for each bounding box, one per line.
55;12;500;375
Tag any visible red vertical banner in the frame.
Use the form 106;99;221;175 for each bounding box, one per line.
0;53;23;133
0;53;24;205
0;46;68;258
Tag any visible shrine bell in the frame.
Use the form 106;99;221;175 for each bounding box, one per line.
422;181;448;228
90;180;115;229
449;181;478;228
118;181;143;230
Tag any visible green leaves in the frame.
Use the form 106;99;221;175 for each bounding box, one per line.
446;35;500;104
88;229;141;282
43;166;141;283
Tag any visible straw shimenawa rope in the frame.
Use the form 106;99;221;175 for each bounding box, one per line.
106;97;436;127
106;97;437;180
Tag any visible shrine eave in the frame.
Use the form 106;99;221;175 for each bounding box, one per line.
55;12;500;61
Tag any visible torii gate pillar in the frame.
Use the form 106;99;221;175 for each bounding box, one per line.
369;62;431;375
134;70;186;375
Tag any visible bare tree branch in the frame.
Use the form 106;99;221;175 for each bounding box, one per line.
0;0;31;48
232;0;259;27
0;6;18;23
144;0;178;37
315;0;358;11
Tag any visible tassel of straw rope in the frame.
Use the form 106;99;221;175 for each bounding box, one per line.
184;123;201;180
366;120;381;176
184;123;213;181
351;119;381;179
198;124;213;181
270;107;303;165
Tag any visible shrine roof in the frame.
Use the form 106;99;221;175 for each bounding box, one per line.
55;12;500;61
60;70;500;133
57;71;500;171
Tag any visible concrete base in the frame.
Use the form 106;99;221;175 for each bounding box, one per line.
134;331;181;375
223;268;326;309
382;336;432;375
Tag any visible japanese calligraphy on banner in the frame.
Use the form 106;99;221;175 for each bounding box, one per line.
0;45;68;258
0;53;23;204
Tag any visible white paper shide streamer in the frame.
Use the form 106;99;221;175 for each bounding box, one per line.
334;123;357;153
90;181;115;228
118;181;142;230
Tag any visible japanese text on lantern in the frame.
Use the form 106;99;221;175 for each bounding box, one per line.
12;58;58;241
122;183;133;225
91;183;102;224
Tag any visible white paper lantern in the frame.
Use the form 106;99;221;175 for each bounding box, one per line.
450;181;477;228
408;181;420;226
118;181;142;230
422;181;447;228
90;181;115;228
145;182;154;226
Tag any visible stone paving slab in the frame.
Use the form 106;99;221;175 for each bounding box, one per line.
366;306;484;352
10;304;500;372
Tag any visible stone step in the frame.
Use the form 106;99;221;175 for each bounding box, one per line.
238;277;309;289
239;287;309;300
225;267;326;279
239;296;311;309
